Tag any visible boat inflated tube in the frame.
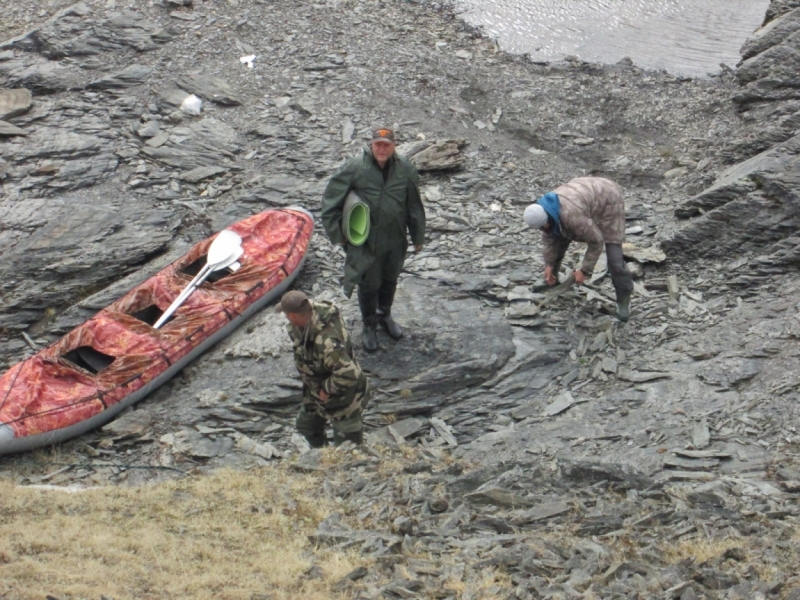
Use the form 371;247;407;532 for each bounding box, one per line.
342;191;370;246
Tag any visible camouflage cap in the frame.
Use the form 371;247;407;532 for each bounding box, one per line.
275;290;312;314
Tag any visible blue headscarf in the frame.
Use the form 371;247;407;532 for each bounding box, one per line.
537;192;562;237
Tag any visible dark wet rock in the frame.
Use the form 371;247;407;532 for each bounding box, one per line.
1;3;172;58
1;0;800;594
0;55;76;93
141;118;243;171
560;459;653;490
667;133;800;261
0;200;175;349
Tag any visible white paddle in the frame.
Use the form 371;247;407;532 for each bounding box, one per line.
153;230;243;329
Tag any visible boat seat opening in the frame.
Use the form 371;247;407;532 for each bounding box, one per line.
62;346;116;375
181;255;234;284
129;304;171;327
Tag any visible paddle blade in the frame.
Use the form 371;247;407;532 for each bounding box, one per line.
207;230;242;265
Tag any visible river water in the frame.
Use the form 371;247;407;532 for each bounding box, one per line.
454;0;770;77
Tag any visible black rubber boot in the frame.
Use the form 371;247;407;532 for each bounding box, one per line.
378;281;403;340
304;432;327;448
334;429;364;446
357;288;379;353
615;289;632;323
362;318;378;353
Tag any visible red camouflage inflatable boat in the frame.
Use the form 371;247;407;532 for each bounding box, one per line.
0;207;314;455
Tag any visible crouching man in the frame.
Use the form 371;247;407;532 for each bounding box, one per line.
523;176;634;321
276;290;369;447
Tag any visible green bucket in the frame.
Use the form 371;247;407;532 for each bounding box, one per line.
342;191;370;246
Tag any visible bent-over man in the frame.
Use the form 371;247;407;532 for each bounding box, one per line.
523;176;634;321
277;290;369;447
321;127;426;352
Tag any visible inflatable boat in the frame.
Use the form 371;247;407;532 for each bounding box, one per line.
0;207;314;455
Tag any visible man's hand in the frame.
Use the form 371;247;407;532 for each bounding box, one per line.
544;266;557;286
318;390;329;402
414;244;423;253
573;269;586;285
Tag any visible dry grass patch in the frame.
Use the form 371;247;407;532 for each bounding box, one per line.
0;466;362;600
660;536;745;565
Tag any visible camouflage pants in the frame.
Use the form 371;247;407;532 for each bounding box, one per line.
296;403;364;445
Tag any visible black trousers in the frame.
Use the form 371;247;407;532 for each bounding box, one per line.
553;241;633;299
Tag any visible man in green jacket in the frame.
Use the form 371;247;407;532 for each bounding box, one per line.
321;127;426;352
277;290;369;447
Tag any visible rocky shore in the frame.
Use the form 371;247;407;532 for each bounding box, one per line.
2;0;800;598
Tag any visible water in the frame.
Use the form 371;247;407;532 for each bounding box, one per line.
454;0;770;77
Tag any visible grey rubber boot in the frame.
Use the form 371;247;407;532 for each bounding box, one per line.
377;281;403;340
357;288;379;353
616;290;632;322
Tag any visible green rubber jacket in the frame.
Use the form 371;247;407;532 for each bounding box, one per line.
321;148;426;296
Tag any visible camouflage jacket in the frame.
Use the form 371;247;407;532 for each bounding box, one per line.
287;301;368;418
542;177;626;273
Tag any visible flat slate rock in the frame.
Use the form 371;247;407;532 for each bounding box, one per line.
692;420;711;449
673;449;733;459
175;74;242;105
466;487;532;507
0;88;33;120
370;417;427;445
87;64;151;89
543;391;578;416
179;165;228;183
656;470;717;482
1;3;171;58
514;500;571;522
666;133;800;261
0;121;27;136
617;370;671;383
663;456;719;470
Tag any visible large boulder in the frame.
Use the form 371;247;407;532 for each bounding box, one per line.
665;133;800;263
